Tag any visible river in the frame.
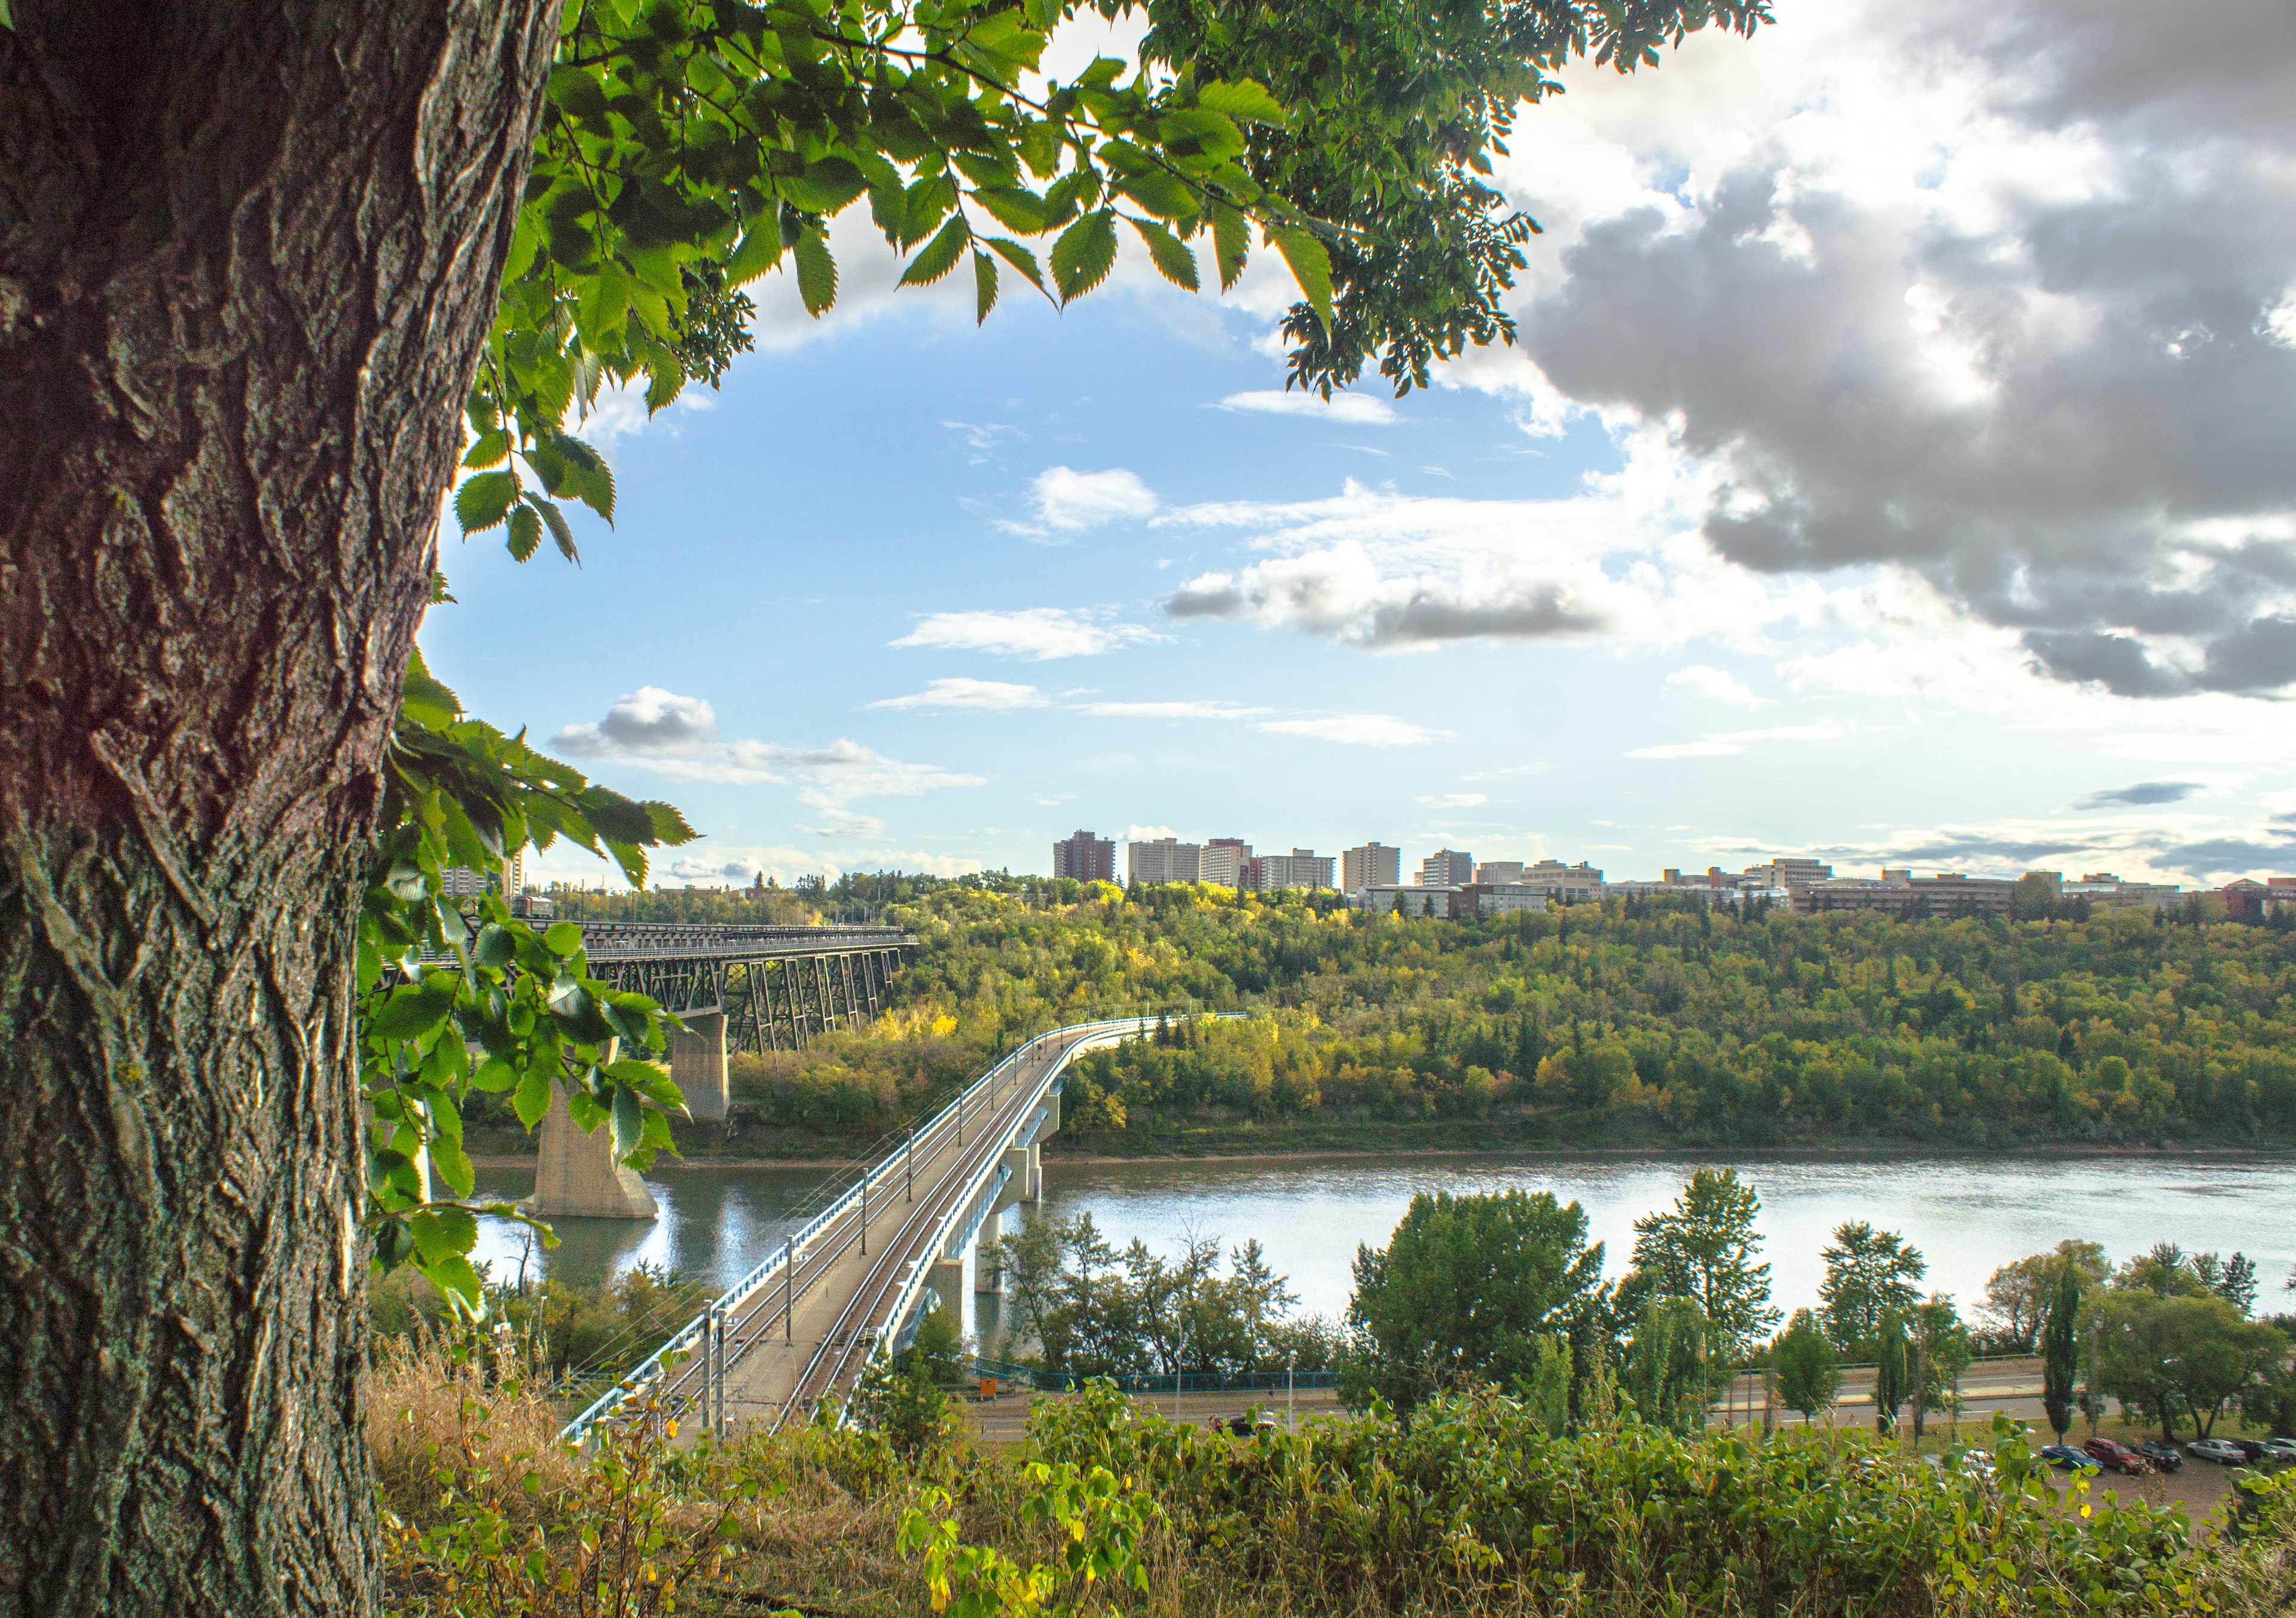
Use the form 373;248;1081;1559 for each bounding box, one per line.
469;1150;2291;1341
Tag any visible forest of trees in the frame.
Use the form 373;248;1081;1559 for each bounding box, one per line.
573;872;2296;1153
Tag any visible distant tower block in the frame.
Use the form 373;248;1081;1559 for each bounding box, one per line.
671;1011;729;1120
522;1087;658;1220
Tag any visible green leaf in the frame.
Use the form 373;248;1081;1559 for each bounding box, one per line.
524;493;578;563
725;225;784;286
1125;216;1199;292
1113;167;1198;222
794;228;838;316
900;213;970;288
1196;79;1287;126
985;236;1046;292
611;1084;645;1162
544;921;585;957
1213;203;1249;292
462;430;510;470
368;987;453;1042
453;470;519;536
514;1068;555;1130
1272;225;1335;334
972;186;1048;234
506;502;543;563
973;249;999;325
1051;210;1118;304
410;1205;479;1266
784;155;868;215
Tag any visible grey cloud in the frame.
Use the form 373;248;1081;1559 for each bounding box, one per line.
1521;0;2296;694
1355;589;1599;645
554;686;720;756
1166;579;1247;619
2138;834;2296;879
2020;632;2184;698
2077;780;2203;809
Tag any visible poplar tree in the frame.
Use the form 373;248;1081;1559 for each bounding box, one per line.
2042;1260;2081;1441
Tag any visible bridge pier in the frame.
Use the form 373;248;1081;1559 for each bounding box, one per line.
523;1088;658;1220
973;1208;1004;1294
671;1011;729;1120
927;1256;965;1334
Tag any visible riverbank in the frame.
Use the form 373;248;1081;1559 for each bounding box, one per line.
464;1113;2296;1171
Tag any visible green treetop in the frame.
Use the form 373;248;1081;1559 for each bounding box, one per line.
1817;1220;1926;1353
1626;1166;1779;1359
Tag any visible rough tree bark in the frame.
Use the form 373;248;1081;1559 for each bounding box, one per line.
0;4;558;1611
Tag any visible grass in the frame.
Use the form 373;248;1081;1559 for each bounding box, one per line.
373;1336;2296;1617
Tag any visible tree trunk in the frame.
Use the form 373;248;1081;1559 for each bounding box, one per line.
0;3;557;1611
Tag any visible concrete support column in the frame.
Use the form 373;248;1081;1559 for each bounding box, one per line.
671;1010;729;1120
975;1208;1004;1293
521;1087;658;1220
1022;1140;1043;1204
927;1257;965;1333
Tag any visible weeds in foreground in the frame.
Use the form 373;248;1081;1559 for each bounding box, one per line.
375;1341;2296;1618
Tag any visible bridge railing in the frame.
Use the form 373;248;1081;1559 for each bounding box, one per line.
555;1002;1214;1443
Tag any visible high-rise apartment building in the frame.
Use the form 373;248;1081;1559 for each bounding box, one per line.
1418;848;1474;887
1052;829;1115;882
1199;838;1254;889
1259;848;1335;891
1473;860;1523;886
1128;837;1202;884
1342;842;1401;891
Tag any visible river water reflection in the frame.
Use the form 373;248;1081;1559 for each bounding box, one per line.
472;1152;2290;1333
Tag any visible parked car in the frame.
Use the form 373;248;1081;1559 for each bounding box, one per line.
2190;1438;2248;1465
2084;1438;2150;1474
2137;1440;2184;1472
2039;1445;2096;1471
2260;1437;2296;1462
2226;1438;2271;1463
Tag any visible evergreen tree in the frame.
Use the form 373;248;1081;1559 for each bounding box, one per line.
2042;1260;2080;1441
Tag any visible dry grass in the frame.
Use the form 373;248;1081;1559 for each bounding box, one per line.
367;1356;2296;1618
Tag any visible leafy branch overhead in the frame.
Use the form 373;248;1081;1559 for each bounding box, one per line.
460;0;1768;544
359;651;699;1315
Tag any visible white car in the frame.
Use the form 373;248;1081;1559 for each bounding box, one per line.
2261;1437;2296;1461
2188;1438;2246;1465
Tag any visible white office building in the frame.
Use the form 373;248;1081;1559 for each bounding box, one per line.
1259;848;1335;891
1128;838;1202;884
1199;839;1253;888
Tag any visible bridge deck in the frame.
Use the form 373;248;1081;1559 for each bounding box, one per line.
664;1031;1083;1428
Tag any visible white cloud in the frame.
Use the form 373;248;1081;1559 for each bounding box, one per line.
892;608;1165;660
1125;823;1177;841
1257;715;1444;747
1665;665;1769;708
1217;390;1399;426
553;686;720;756
868;677;1049;710
1418;793;1491;808
1073;698;1270;721
1626;723;1854;760
1002;466;1160;537
551;695;982;816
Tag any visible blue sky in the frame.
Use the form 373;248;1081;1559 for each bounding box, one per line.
425;0;2296;890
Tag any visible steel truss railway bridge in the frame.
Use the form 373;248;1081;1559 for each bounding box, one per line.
559;1015;1208;1443
520;922;917;1219
573;921;916;1054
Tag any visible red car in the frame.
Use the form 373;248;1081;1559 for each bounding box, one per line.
2084;1438;2151;1475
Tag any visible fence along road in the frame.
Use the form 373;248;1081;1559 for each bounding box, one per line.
562;1014;1202;1443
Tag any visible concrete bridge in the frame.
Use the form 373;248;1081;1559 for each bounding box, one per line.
559;1015;1191;1442
522;922;917;1220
